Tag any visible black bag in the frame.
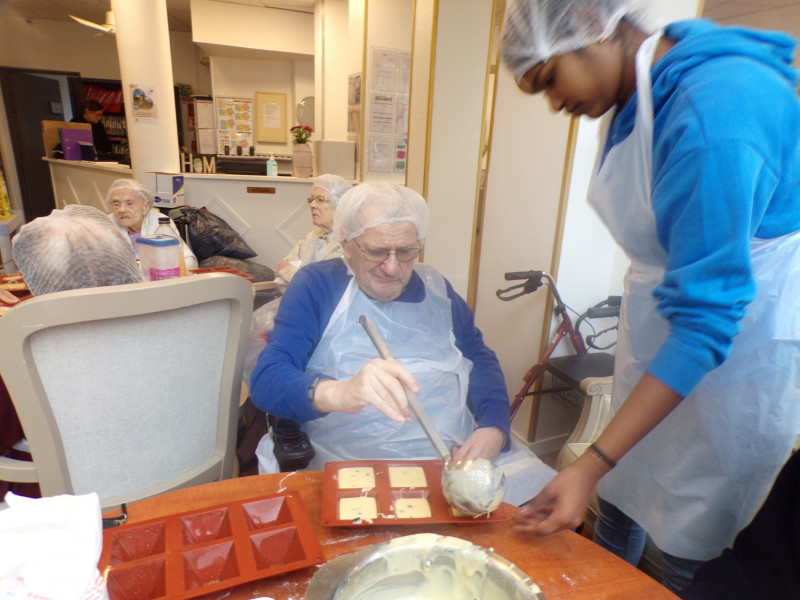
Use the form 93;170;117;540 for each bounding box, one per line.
199;255;275;284
169;206;257;261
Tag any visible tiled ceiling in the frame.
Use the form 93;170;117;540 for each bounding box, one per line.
0;0;315;33
0;0;797;40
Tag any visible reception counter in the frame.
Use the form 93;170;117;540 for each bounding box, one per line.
45;158;318;268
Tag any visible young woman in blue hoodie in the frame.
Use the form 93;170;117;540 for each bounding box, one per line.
501;0;800;592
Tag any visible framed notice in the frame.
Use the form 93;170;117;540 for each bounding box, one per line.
255;92;287;143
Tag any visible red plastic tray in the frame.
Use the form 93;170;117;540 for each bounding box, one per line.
99;491;324;600
321;459;508;527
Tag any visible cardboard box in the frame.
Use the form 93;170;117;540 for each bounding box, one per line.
149;173;185;208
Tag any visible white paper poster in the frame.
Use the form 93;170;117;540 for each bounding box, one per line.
262;102;281;129
130;85;158;123
215;96;253;155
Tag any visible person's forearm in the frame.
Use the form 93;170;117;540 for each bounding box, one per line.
592;372;683;463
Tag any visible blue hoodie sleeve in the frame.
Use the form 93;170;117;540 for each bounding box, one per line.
642;20;800;396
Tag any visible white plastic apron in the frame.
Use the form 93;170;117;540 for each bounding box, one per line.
591;32;800;560
302;263;475;469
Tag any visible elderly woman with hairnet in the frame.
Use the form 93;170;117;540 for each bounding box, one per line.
107;178;197;269
273;174;353;285
242;175;354;387
249;181;555;505
500;0;800;592
0;204;143;497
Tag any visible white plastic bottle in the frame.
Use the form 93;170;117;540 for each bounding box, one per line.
138;235;181;281
266;154;278;177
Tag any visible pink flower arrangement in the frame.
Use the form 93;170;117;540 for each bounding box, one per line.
290;125;313;144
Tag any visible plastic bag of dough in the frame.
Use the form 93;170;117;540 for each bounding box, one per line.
0;492;108;600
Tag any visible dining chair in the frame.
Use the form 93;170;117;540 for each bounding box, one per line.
0;272;253;510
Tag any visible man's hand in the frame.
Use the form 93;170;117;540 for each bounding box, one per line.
452;427;504;462
313;359;417;422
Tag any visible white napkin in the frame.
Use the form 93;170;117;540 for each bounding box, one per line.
0;492;108;600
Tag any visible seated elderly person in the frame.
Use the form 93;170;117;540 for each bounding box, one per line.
250;181;554;505
243;174;353;385
274;174;353;285
107;178;197;269
0;204;143;499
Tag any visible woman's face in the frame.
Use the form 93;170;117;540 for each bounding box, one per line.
518;43;626;118
111;189;149;233
308;185;335;233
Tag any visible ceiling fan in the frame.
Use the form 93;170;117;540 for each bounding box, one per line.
69;10;116;35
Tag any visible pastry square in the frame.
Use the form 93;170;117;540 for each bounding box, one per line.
337;467;376;489
393;498;431;519
338;497;378;521
388;466;427;488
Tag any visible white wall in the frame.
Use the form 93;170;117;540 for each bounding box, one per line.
421;0;494;298
209;55;313;156
190;0;314;56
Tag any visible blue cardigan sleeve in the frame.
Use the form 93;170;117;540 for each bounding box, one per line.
642;25;800;397
445;279;512;450
249;260;347;422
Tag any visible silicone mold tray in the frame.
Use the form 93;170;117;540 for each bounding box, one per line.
321;460;509;527
99;491;324;600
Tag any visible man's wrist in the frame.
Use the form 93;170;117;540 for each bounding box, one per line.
308;376;328;414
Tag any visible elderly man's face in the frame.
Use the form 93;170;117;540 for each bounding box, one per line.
342;220;419;302
110;189;149;233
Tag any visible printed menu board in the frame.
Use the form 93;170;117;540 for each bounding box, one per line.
215;96;254;155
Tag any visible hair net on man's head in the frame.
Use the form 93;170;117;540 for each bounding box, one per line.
13;205;143;296
500;0;636;84
333;181;429;243
105;178;156;210
313;174;353;207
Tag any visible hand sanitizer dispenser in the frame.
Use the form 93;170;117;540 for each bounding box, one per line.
266;154;278;177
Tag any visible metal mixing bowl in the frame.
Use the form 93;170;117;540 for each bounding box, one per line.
305;533;546;600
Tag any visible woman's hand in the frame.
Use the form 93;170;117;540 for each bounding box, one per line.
0;289;19;305
313;359;417;422
274;259;291;273
512;453;606;535
452;427;504;462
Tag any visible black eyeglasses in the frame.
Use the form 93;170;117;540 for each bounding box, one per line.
307;195;331;205
353;239;421;263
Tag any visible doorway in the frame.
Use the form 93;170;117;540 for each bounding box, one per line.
0;68;79;221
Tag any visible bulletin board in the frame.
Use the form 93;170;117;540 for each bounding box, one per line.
255;92;287;143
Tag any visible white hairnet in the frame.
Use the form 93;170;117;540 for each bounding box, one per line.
312;174;353;207
13;205;142;296
333;181;429;243
501;0;638;84
105;178;156;210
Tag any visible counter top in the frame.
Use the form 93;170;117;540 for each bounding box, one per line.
43;157;131;174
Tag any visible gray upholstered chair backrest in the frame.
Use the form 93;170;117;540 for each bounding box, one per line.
0;273;253;510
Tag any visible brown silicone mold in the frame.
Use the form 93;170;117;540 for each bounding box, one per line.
321;460;508;527
99;491;323;600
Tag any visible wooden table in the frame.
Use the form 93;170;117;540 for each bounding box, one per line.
112;471;678;600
